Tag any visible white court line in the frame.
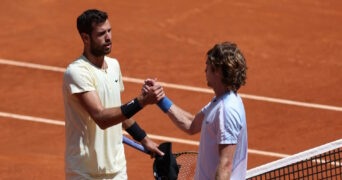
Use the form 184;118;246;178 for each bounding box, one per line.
1;58;342;112
0;111;290;158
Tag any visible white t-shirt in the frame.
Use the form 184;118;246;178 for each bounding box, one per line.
63;55;126;178
195;91;248;180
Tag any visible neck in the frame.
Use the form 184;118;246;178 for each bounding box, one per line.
213;84;231;97
83;51;106;69
214;89;230;98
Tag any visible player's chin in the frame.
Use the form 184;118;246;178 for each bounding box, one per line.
206;82;212;88
104;48;111;55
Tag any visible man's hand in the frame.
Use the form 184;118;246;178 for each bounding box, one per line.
139;79;165;106
142;78;157;94
140;136;165;158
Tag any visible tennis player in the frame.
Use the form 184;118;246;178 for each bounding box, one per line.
147;42;248;180
63;9;164;179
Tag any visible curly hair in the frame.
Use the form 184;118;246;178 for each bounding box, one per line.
77;9;108;35
206;42;247;92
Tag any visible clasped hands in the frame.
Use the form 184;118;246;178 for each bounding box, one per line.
140;78;165;106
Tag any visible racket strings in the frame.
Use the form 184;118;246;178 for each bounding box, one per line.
174;152;198;180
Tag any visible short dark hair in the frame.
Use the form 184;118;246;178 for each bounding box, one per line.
206;42;247;92
76;9;108;35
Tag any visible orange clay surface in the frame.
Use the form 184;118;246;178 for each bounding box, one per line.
1;0;342;179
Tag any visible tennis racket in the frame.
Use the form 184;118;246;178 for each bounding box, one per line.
123;136;198;180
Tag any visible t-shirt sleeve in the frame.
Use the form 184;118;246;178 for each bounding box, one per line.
201;101;212;114
217;106;242;145
64;65;95;94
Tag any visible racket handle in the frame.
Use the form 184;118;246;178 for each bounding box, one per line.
122;135;151;154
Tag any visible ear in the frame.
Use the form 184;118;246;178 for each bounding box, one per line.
80;33;90;44
214;67;221;75
215;67;224;79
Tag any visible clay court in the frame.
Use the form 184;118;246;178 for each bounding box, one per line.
1;0;342;179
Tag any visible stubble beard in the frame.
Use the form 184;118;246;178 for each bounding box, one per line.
90;44;111;57
91;49;110;57
90;38;111;57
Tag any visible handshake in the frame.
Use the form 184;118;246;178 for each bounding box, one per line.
140;78;173;113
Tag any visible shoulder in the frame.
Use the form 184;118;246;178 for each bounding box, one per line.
64;57;91;80
222;92;246;122
221;92;245;116
223;92;243;107
66;56;93;71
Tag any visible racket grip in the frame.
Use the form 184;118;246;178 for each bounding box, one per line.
122;135;151;154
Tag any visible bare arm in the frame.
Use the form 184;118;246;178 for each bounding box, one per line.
76;91;126;129
76;84;164;129
122;118;164;156
143;79;203;135
215;144;236;180
166;104;204;135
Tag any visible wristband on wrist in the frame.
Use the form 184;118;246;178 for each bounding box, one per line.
125;122;147;142
121;98;143;119
157;96;173;113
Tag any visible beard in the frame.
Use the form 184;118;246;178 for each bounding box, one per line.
207;81;212;88
90;39;111;57
90;47;111;57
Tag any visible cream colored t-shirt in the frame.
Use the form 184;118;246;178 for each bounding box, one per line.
63;55;125;178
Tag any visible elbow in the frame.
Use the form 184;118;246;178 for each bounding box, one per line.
94;119;110;130
187;130;196;135
98;123;109;130
91;114;111;130
92;114;123;130
187;122;199;135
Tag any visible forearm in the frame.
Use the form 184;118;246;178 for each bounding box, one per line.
215;144;235;180
80;92;144;129
77;82;164;129
215;163;231;180
166;104;195;134
157;96;202;134
91;107;127;129
122;118;135;129
158;96;194;134
123;119;147;142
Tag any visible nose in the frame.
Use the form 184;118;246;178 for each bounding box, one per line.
105;31;111;41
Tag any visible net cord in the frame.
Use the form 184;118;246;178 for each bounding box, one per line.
246;139;342;178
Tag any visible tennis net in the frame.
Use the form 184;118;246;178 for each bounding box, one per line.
246;139;342;180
